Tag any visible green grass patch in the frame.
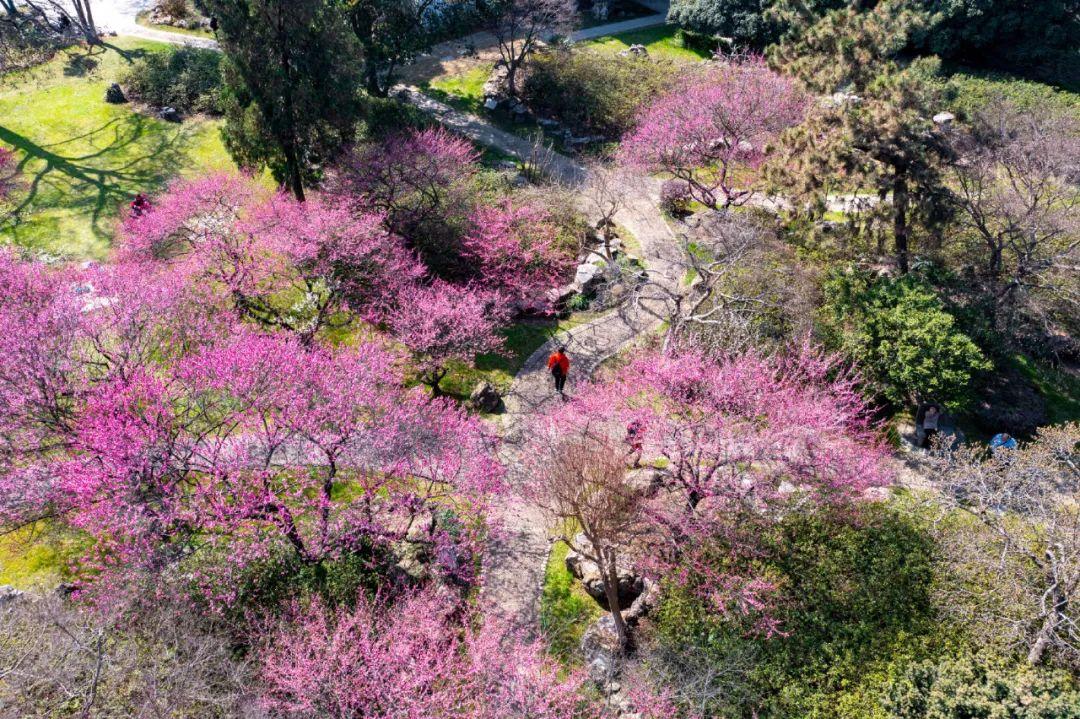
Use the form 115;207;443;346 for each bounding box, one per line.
0;37;235;259
580;24;711;63
421;63;493;115
1011;354;1080;426
540;540;602;662
0;522;87;589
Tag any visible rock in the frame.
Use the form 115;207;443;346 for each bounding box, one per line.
482;62;511;103
496;159;519;172
468;381;502;413
537;117;560;128
574;263;603;292
0;585;24;605
580;613;622;684
565;534;645;608
933;111;956;125
54;582;78;599
158;106;181;122
546;283;579;308
584;251;609;266
105;82;126;104
618;44;648;58
483;97;499;110
624;577;661;626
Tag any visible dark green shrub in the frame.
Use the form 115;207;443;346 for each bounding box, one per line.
522;48;680;139
650;504;943;718
121;46;223;114
819;269;992;409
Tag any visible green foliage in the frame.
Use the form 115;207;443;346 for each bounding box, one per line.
907;0;1080;89
820;270;991;409
580;24;713;63
666;0;846;49
359;94;436;138
522;48;679;139
885;653;1080;718
225;540;392;618
199;0;363;199
121;46;223;114
540;540;602;662
652;504;943;718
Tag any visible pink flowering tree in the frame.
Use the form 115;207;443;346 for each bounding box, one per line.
527;345;890;636
121;173;423;342
620;57;807;209
259;588;594;719
389;281;506;396
462;198;576;308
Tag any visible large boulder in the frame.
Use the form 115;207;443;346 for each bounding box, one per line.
468;381;503;414
158;106;181;123
105;82;127;104
580;613;622;684
574;263;603;293
0;585;24;605
482;62;511;104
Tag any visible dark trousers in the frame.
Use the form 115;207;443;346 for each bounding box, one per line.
553;370;566;393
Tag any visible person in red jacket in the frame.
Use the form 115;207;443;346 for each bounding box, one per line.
547;346;570;395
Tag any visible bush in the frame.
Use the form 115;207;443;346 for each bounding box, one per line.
648;504;943;718
121;46;223;114
522;48;680;139
659;178;692;216
885;653;1080;718
819;269;992;409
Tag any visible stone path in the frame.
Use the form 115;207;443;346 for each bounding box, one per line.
398;86;691;630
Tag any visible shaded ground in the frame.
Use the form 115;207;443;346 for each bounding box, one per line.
0;38;234;258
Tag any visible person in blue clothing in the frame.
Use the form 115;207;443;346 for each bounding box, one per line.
990;432;1018;451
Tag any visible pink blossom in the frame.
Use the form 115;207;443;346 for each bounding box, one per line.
620;57;807;209
388;281;506;394
462;198;575;306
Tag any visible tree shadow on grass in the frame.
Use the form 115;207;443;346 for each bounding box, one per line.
0;113;203;251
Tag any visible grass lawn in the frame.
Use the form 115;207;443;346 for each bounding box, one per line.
420;63;493;116
931;66;1080;120
579;24;712;63
0;37;235;259
0;521;87;589
1011;354;1080;426
540;540;603;662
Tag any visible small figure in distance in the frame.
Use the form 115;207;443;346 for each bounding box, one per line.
130;193;151;218
625;418;644;468
921;404;940;448
547;346;570;397
990;432;1018;451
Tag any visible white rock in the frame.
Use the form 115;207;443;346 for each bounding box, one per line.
933;111;956;125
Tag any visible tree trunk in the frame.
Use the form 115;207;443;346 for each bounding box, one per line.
601;550;630;650
73;0;99;43
284;142;305;201
892;174;909;273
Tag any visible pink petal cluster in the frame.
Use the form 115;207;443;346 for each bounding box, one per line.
259;588;594;719
620;57;807;208
463;198;575;305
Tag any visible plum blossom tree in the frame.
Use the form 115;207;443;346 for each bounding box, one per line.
120;173;423;342
50;331;502;605
389;281;506;396
463;198;575;307
529;345;890;634
258;588;593;719
620;57;807;210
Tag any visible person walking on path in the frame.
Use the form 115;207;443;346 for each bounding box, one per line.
547;346;570;396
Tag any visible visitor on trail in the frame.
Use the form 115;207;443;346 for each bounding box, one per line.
547;346;570;396
130;193;150;218
990;432;1018;451
921;405;940;448
625;419;644;467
